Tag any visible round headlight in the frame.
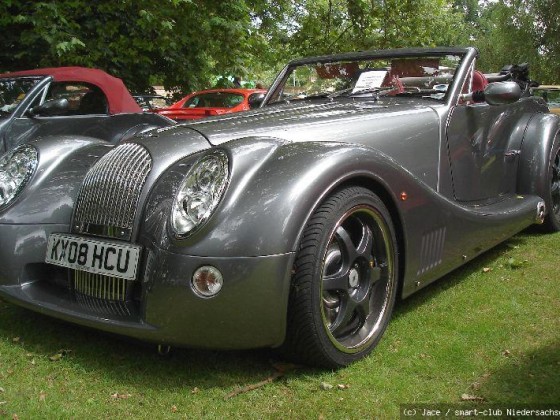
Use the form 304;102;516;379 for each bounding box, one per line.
0;145;38;209
171;150;229;236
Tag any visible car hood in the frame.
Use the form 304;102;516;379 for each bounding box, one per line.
181;99;442;146
135;98;442;189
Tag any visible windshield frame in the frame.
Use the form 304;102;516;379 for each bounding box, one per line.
263;47;472;107
0;76;46;117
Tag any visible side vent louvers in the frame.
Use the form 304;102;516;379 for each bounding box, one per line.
417;227;446;276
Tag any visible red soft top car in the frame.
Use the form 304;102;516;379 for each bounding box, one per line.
0;66;141;114
0;66;173;155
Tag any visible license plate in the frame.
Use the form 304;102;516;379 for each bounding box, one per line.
45;233;141;280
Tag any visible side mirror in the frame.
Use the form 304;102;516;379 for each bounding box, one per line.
248;93;265;109
27;98;69;117
484;81;521;105
461;81;521;105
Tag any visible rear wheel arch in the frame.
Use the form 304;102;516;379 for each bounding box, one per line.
517;113;560;230
517;113;560;194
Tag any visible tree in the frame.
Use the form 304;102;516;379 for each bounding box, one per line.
474;0;560;83
1;0;556;95
286;0;468;57
0;1;260;94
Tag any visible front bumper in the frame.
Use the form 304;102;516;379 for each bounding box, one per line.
0;223;294;349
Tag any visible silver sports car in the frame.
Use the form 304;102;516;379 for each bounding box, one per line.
0;47;558;368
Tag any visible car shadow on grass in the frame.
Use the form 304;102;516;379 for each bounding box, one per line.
478;339;560;404
392;232;531;319
0;301;282;392
0;229;546;394
2;297;315;402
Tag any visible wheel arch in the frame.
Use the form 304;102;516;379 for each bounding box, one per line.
159;139;412;291
318;175;406;297
517;112;560;198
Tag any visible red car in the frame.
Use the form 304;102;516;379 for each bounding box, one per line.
155;88;267;121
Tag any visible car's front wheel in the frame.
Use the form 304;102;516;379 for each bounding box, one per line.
284;186;398;368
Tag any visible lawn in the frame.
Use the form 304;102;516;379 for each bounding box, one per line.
0;229;558;418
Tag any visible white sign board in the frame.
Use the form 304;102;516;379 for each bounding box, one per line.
352;70;388;93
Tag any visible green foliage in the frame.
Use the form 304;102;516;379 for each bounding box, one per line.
0;0;257;94
287;0;468;57
474;0;560;83
0;0;557;95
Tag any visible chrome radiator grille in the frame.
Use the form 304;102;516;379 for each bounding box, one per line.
73;271;130;302
73;143;152;240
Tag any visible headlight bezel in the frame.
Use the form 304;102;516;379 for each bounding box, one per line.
170;149;230;238
0;144;39;211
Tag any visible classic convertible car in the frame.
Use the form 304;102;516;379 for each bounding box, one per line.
154;88;267;121
0;66;173;155
0;47;558;368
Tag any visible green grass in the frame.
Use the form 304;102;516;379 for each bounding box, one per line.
0;229;559;418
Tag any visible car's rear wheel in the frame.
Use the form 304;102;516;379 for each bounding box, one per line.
542;138;560;232
284;186;398;368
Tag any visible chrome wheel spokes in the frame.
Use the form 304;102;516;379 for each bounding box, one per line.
321;206;393;351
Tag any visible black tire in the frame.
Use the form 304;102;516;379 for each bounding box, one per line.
283;186;398;368
542;138;560;232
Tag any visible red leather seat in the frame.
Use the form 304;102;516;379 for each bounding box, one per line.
472;70;488;92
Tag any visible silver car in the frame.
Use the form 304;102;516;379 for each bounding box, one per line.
0;47;558;368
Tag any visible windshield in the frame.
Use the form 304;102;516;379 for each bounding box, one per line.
0;77;43;116
183;92;244;109
267;53;465;104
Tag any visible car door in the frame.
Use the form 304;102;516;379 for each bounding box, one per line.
445;92;526;202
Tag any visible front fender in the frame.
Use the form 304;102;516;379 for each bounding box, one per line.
143;137;411;258
0;136;112;224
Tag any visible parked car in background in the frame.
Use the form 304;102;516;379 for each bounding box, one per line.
155;88;266;121
531;85;560;114
0;47;558;368
0;67;174;155
133;94;172;112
